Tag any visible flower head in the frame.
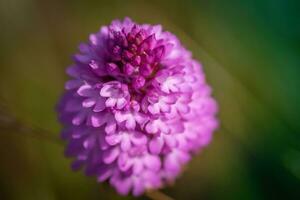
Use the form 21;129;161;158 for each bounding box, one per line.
58;17;218;196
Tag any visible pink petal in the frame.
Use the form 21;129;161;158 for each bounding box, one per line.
65;80;82;90
132;178;145;196
77;84;94;97
105;98;117;107
160;102;170;113
135;113;148;126
103;147;120;164
144;155;161;171
164;134;177;147
149;137;164;154
72;111;86;125
177;103;190;114
115;178;132;196
65;99;81;112
177;150;191;164
133;160;144;174
131;132;147;145
105;134;122;145
83;136;95;149
98;135;109;150
114;111;126;123
100;84;113;97
116;98;127;109
165;154;180;173
118;153;133;171
90;113;106;127
74;54;90;63
121;135;132;151
93;98;106;112
97;168;113;182
125;117;136;130
105;121;116;134
82;98;96;108
163;95;177;104
145;121;158;134
157;120;170;134
148;104;160;114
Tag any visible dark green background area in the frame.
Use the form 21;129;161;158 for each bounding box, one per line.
0;0;299;199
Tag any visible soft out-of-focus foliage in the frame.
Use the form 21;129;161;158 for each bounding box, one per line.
0;0;299;199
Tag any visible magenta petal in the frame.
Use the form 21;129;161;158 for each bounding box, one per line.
164;134;177;147
160;103;170;113
121;135;131;151
118;153;133;171
65;99;81;112
177;150;191;164
133;160;144;174
165;154;180;173
116;98;127;109
131;132;147;145
125;118;136;130
149;137;164;154
83;136;95;149
98;135;109;150
100;84;113;97
90;113;106;127
115;178;132;195
82;98;96;108
105;98;117;107
105;121;117;134
72;111;86;125
145;121;158;134
77;84;94;97
103;147;120;164
93;98;106;112
132;178;145;196
74;54;90;63
153;45;165;59
105;134;122;145
124;63;134;75
144;155;161;171
114;111;126;123
148;104;160;114
65;80;82;90
97;168;113;182
143;170;162;187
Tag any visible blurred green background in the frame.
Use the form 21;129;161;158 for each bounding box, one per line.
0;0;299;199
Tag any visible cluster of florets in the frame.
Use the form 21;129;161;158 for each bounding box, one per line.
58;18;218;196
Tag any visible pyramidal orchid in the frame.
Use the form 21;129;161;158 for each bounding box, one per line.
57;17;218;196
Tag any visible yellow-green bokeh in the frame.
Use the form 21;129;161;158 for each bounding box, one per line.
0;0;299;199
